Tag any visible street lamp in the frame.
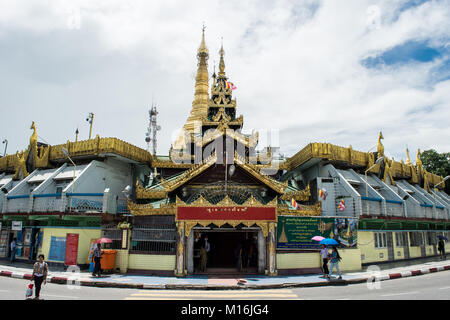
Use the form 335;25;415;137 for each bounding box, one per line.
364;156;384;215
86;113;94;140
62;147;76;212
2;139;7;156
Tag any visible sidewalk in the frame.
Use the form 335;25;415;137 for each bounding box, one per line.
1;258;449;290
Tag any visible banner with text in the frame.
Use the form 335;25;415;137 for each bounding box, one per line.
277;216;358;249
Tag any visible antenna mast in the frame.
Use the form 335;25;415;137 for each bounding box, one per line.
145;103;161;155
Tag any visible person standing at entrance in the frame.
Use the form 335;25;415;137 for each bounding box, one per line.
200;245;207;272
438;238;446;260
328;246;342;280
320;244;329;278
204;235;211;268
92;243;103;277
31;254;48;300
10;238;17;263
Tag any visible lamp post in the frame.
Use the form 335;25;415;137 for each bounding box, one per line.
364;156;384;216
62;147;76;212
2;139;7;156
86;113;94;139
432;175;450;220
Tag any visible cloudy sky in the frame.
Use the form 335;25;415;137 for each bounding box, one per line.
0;0;449;163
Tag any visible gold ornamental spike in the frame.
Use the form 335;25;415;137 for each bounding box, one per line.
183;27;210;134
405;147;412;166
218;38;226;77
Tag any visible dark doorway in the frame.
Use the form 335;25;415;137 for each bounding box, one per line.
194;230;258;273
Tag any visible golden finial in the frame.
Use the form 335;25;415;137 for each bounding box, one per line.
416;148;422;167
405;147;412;166
377;131;384;156
218;37;226;76
197;23;208;56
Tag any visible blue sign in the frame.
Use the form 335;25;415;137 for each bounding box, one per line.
48;236;66;261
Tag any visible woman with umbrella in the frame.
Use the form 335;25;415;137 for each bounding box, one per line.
328;246;343;280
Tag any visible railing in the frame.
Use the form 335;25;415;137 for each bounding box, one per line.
33;193;63;212
66;193;103;213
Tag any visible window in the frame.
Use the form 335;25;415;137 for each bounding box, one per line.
426;232;436;246
101;225;123;249
131;225;176;253
374;232;386;248
395;233;404;247
409;232;423;247
56;187;63;199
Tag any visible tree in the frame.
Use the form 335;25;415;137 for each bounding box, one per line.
420;149;450;193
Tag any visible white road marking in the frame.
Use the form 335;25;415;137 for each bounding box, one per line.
439;286;450;290
380;291;419;297
43;294;80;299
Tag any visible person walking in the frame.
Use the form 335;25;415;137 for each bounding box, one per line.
438;238;446;260
10;237;17;263
328;246;342;280
320;244;329;278
92;243;103;277
31;254;48;300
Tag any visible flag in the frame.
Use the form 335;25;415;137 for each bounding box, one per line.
291;198;302;210
338;199;345;211
225;81;237;90
318;188;328;200
291;198;297;209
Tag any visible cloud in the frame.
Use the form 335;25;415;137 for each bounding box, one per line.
0;0;448;166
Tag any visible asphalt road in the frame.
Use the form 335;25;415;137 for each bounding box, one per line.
0;270;449;300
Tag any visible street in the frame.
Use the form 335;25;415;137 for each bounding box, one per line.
0;270;449;300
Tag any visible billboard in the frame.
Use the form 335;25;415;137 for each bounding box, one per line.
277;216;357;249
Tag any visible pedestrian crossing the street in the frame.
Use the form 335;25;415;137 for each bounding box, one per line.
124;289;300;300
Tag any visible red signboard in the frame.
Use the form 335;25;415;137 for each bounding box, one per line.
177;206;276;221
65;233;79;266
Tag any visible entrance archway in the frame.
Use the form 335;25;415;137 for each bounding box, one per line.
189;228;262;275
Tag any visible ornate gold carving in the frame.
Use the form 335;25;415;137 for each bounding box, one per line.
280;184;310;201
135;180;167;199
127;200;176;216
13;151;28;180
277;202;321;217
377;131;384;156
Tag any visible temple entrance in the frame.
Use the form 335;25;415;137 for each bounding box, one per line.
193;229;259;274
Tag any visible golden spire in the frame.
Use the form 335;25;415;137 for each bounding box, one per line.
218;38;226;77
405;147;412;166
183;25;210;134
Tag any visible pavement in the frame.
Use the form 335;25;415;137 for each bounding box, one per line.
1;257;449;290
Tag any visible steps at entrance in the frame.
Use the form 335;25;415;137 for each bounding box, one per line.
195;267;259;276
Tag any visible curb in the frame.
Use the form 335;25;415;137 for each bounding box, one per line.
0;264;449;290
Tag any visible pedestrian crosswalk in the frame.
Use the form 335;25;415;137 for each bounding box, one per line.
124;289;300;300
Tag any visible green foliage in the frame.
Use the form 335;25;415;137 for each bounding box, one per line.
421;149;450;178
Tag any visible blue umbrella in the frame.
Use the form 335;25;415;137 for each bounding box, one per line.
319;238;339;245
438;235;448;241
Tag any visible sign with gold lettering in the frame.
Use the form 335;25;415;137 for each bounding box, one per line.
177;206;276;221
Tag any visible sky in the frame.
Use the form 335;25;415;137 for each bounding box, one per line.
0;0;449;163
